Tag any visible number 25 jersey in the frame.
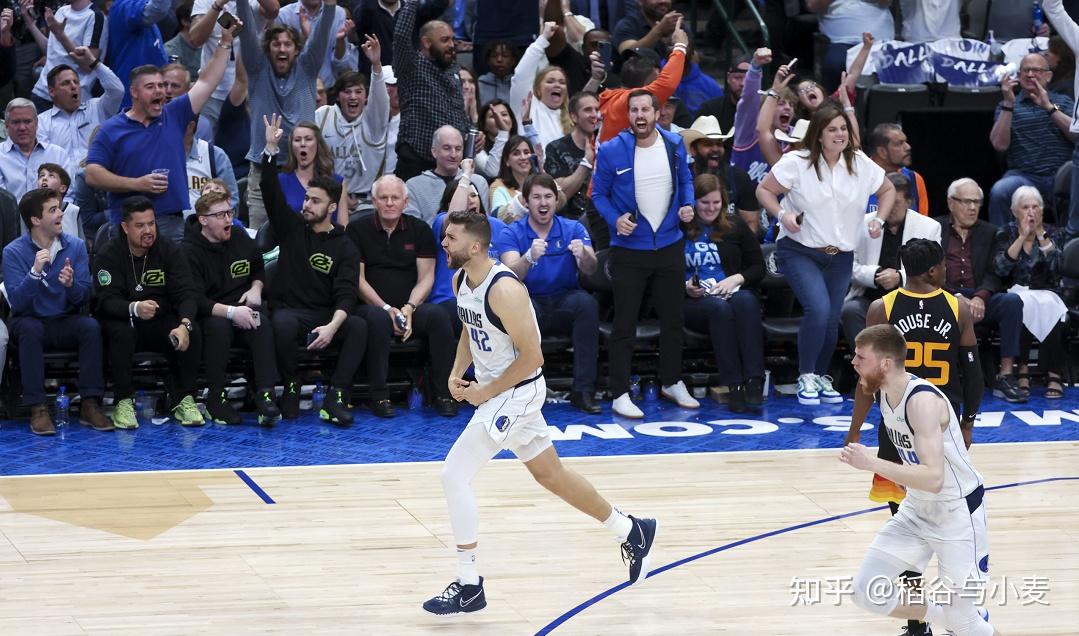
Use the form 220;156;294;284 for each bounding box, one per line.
882;288;961;406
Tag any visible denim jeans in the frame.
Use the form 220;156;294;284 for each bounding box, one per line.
684;289;765;386
532;289;600;393
956;288;1023;360
774;238;854;375
988;169;1055;228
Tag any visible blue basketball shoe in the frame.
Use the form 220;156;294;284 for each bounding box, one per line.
622;516;658;584
422;577;486;615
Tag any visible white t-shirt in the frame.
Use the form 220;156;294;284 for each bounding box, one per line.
191;0;267;101
32;4;108;100
819;0;895;45
633;136;673;232
899;0;962;43
770;149;885;253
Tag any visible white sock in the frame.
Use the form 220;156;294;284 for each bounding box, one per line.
603;508;633;541
457;548;480;586
923;600;944;626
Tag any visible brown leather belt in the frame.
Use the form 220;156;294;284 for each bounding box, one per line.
814;245;841;255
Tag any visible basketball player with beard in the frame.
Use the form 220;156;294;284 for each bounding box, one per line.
422;209;657;615
844;238;983;636
843;325;998;636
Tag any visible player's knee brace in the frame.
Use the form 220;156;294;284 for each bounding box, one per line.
851;556;903;616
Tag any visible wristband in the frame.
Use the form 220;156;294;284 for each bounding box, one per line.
405;301;417;311
758;89;779;100
843;106;855;113
457;178;471;188
381;303;391;312
524;250;537;265
563;11;573;16
227;306;235;320
130;301;139;318
672;42;687;52
212;1;225;10
1000;105;1014;112
578;159;593;171
89;58;101;70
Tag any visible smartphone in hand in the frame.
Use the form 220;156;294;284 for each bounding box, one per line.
217;10;243;34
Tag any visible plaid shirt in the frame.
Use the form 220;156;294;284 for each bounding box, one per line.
393;0;470;160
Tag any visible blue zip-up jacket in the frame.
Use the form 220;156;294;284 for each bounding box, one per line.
3;233;92;318
593;126;694;251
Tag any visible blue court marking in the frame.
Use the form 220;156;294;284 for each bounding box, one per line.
234;469;275;504
535;476;1079;636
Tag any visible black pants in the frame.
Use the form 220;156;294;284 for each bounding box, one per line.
357;303;455;400
101;315;202;404
608;240;685;396
271;307;367;388
394;142;436;182
201;315;279;392
435;299;462;339
1019;319;1067;376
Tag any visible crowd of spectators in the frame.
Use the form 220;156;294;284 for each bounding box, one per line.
0;0;1077;435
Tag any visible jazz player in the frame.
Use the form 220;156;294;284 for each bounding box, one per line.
422;206;657;615
844;238;983;636
842;325;998;636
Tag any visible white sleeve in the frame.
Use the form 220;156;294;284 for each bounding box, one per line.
1044;0;1079;53
509;35;549;126
769;152;801;190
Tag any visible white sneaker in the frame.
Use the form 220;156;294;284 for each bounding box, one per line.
797;374;820;405
661;381;700;409
612;393;644;419
816;374;843;403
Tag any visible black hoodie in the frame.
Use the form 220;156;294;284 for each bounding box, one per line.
260;152;359;313
182;215;265;317
92;232;198;323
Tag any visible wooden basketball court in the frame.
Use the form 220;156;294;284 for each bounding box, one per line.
0;441;1075;634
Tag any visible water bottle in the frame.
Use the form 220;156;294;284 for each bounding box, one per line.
643;379;659;402
55;386;69;430
1033;1;1045;35
135;390;149;425
987;29;1003;59
408;385;423;410
629;375;642;401
312;381;325;411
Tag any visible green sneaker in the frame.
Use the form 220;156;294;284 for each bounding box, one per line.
172;395;205;427
112;398;138;429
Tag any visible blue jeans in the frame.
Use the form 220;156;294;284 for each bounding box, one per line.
988;169;1055;228
956;288;1023;360
532;289;599;393
684;289;765;386
11;315;104;406
774;238;854;375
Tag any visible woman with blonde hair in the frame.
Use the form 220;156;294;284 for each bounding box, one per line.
279;122;350;226
510;22;573;148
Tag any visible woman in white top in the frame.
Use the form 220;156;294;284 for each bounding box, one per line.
756;102;895;406
489;135;538;221
509;22;572;149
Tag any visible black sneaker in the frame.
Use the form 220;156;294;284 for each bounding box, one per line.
255;387;281;426
993;374;1027;403
899;622;932;636
320;387;354;426
621;515;658;584
727;384;747;413
206;390;241;425
569;390;602;414
371;398;395;418
435;396;460;417
744;376;764;407
422;577;486;615
280;381;300;419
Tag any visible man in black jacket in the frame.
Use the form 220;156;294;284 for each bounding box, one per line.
937;177;1026;403
183;192;281;426
93;196;205;429
261;114;366;426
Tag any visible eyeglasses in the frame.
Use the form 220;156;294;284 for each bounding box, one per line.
948;196;983;208
1019;67;1051;74
199;210;234;220
797;86;820;96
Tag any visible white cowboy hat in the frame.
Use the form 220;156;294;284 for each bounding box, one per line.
679;115;733;146
382;65;398;86
774;118;810;144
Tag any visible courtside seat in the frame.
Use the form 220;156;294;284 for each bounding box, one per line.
758;243;802;343
580;249;662;344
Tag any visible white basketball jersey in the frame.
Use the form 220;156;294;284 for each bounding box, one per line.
879;375;983;502
316;105;385;196
455;262;542;386
186;139;214;213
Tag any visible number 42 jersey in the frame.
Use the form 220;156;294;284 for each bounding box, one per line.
882;288;962;406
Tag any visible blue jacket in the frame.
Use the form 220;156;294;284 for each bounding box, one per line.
3;233;92;318
593;126;694;251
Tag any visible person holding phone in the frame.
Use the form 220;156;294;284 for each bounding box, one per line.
92;196;205;429
756;102;895;406
488;134;540;221
182;190;282;426
593;89;698;419
259;114;366;426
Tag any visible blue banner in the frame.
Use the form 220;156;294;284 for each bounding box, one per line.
931;53;1003;87
874;42;933;85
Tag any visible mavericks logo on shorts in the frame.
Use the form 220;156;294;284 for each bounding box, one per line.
143;269;166;286
310;253;333;274
230;259;251;278
96;269;111;286
494;415;511;432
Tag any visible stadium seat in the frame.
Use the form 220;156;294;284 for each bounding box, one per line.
864;83;931;131
758;243;802;344
941;85;1000;111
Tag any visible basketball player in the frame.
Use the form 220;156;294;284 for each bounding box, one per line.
844;239;983;636
842;325;998;636
422;209;657;615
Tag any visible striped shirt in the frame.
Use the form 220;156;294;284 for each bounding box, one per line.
392;0;470;159
996;90;1075;176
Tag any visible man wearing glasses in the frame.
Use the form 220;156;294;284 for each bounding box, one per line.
988;53;1076;227
938;178;1027;403
183;191;282;425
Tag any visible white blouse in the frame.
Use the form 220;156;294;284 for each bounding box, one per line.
771;149;885;253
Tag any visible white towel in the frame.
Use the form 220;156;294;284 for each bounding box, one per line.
1007;284;1068;342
